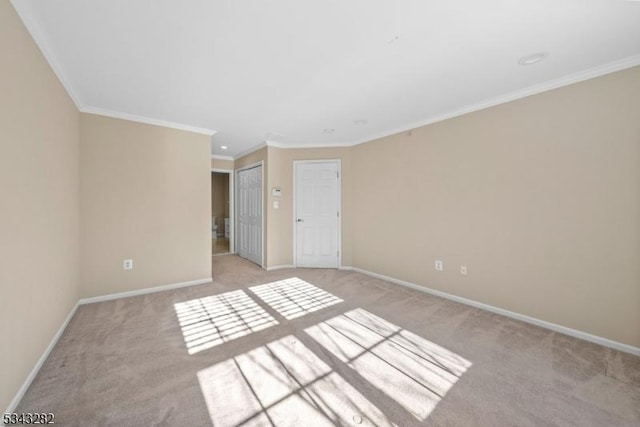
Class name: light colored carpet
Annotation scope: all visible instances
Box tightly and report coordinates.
[16,255,640,426]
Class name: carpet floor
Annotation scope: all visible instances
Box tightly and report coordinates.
[16,255,640,426]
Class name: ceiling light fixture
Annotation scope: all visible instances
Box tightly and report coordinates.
[323,128,335,133]
[518,52,548,66]
[220,145,228,150]
[353,119,368,125]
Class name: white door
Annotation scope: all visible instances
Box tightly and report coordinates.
[236,165,262,266]
[295,161,340,268]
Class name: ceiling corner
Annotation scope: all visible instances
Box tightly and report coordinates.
[11,0,84,110]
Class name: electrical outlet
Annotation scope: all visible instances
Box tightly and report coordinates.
[461,265,467,276]
[435,260,443,271]
[123,259,133,270]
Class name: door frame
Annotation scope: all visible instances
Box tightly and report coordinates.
[235,161,265,268]
[211,168,235,254]
[292,159,342,269]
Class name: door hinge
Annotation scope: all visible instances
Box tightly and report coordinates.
[337,211,339,217]
[336,171,340,179]
[337,250,340,256]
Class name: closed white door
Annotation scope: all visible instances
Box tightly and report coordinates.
[236,165,262,266]
[295,161,340,268]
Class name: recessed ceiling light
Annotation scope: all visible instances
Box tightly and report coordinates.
[323,128,335,133]
[220,145,228,150]
[354,119,368,126]
[518,52,548,66]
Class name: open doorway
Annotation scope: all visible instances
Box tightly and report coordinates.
[211,169,233,256]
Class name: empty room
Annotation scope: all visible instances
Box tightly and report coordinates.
[1,0,639,426]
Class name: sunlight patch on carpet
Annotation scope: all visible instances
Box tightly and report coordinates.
[249,277,343,320]
[305,308,471,421]
[174,290,278,355]
[197,335,395,427]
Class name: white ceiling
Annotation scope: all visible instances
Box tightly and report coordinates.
[12,0,640,158]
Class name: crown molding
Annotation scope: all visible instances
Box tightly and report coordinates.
[347,53,640,147]
[235,54,640,154]
[11,0,83,109]
[233,142,267,160]
[14,0,639,154]
[12,0,218,138]
[81,106,217,136]
[265,140,354,149]
[88,53,640,152]
[211,155,234,161]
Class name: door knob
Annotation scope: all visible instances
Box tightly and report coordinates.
[297,218,304,222]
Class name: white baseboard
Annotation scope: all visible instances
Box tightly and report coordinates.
[78,277,212,305]
[7,268,636,418]
[349,266,640,356]
[266,265,296,272]
[4,277,214,418]
[4,302,79,416]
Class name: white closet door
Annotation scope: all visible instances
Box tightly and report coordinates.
[236,165,262,266]
[295,161,340,268]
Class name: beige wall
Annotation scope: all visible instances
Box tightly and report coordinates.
[267,146,353,267]
[352,66,640,347]
[233,145,353,268]
[80,114,212,298]
[234,146,268,170]
[211,157,234,170]
[0,2,80,412]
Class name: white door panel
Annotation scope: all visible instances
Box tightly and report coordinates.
[295,161,340,268]
[236,165,262,266]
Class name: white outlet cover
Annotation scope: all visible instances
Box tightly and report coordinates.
[461,265,467,276]
[123,259,133,270]
[435,260,443,271]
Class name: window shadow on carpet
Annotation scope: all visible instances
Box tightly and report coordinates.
[197,307,471,426]
[249,277,343,320]
[305,308,472,421]
[174,290,279,355]
[198,334,394,426]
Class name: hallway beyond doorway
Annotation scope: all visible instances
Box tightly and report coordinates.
[213,237,230,255]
